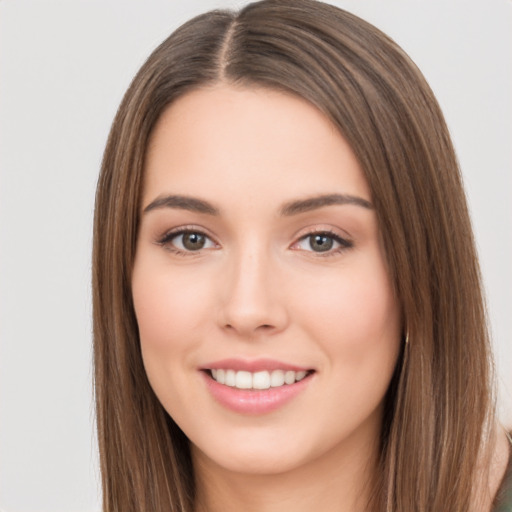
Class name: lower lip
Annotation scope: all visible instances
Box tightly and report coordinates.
[201,371,313,415]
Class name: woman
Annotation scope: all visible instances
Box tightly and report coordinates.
[92,0,511,510]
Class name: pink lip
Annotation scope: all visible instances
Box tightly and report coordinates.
[200,358,311,372]
[200,367,314,416]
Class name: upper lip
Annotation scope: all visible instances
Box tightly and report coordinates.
[200,358,313,373]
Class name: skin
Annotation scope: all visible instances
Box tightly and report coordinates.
[132,84,404,512]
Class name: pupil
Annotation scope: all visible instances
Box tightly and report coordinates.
[310,234,333,252]
[183,233,205,250]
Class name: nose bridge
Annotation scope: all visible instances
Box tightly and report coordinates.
[219,239,286,336]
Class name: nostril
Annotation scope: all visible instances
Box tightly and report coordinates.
[224,323,275,331]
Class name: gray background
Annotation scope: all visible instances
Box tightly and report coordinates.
[1,1,510,510]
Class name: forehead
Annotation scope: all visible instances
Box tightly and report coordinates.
[143,84,371,209]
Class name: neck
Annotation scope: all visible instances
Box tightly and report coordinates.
[192,426,380,512]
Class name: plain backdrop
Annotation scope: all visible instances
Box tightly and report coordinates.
[0,1,510,511]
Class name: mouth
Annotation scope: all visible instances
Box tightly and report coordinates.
[205,368,314,390]
[200,358,316,414]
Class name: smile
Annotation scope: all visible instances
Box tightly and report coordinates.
[201,362,315,414]
[210,369,310,390]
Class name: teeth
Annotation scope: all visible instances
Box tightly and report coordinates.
[225,369,236,387]
[270,369,285,387]
[284,370,295,385]
[235,371,252,389]
[209,369,309,390]
[253,371,270,390]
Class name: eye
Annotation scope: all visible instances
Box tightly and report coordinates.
[293,231,352,254]
[158,229,217,253]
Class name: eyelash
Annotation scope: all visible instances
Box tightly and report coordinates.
[156,227,353,257]
[156,226,217,256]
[292,229,353,257]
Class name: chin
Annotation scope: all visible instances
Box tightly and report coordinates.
[193,442,310,476]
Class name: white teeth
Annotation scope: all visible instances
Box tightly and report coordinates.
[210,369,310,390]
[253,371,271,390]
[284,370,295,385]
[270,370,285,387]
[295,370,307,381]
[235,371,252,389]
[225,369,236,387]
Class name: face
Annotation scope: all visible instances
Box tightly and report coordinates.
[132,84,401,477]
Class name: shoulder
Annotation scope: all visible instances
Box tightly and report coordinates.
[492,431,512,512]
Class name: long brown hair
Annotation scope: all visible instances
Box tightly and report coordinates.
[92,1,495,510]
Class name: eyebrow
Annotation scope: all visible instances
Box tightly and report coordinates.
[279,193,373,216]
[143,195,219,215]
[143,192,373,216]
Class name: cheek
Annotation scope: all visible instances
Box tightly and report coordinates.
[131,261,213,410]
[298,263,400,429]
[325,278,397,342]
[132,263,210,351]
[295,254,400,365]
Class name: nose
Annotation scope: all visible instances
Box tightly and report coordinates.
[217,246,288,338]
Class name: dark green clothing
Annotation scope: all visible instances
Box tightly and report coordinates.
[493,434,512,512]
